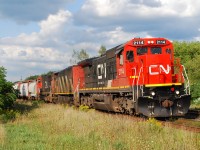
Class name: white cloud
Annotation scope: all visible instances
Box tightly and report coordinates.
[0,0,73,23]
[81,0,126,17]
[0,10,73,81]
[39,10,72,37]
[1,10,72,47]
[98,26,151,46]
[81,0,200,18]
[160,0,199,17]
[76,0,200,41]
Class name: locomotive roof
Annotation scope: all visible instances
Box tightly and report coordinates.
[57,66,73,73]
[77,57,97,67]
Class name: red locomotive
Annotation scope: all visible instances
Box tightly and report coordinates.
[15,37,191,117]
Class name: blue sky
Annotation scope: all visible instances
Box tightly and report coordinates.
[0,0,200,81]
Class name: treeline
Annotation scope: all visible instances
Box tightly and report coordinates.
[174,41,200,100]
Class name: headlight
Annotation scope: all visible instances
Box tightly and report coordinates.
[175,90,180,95]
[151,91,155,96]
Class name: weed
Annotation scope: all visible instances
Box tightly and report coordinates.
[61,103,69,109]
[32,101,39,107]
[146,118,162,132]
[113,141,128,150]
[79,105,90,112]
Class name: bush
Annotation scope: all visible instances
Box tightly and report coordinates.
[192,97,200,106]
[190,83,200,100]
[0,67,17,110]
[0,109,19,123]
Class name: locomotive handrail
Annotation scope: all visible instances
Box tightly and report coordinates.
[76,79,80,92]
[74,78,80,96]
[131,67,137,102]
[137,66,144,99]
[181,65,190,95]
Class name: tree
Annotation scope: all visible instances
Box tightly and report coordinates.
[173,41,200,100]
[41,71,54,76]
[0,67,17,110]
[98,45,106,56]
[70,49,89,65]
[25,75,39,80]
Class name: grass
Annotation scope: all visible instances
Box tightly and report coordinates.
[190,98,200,109]
[0,101,199,150]
[190,104,200,109]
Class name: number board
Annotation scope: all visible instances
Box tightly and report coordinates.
[156,40,166,44]
[133,40,144,45]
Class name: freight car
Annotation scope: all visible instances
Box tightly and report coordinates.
[17,37,191,117]
[39,66,85,104]
[13,78,42,100]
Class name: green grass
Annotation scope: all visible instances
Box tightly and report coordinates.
[0,101,199,150]
[190,98,200,109]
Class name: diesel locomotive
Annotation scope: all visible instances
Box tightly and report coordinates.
[14,37,191,117]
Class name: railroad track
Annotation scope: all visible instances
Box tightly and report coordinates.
[170,109,200,133]
[184,109,200,120]
[97,110,200,133]
[163,118,200,133]
[187,109,200,115]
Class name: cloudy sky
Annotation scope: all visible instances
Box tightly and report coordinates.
[0,0,200,81]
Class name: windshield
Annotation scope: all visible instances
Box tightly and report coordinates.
[151,47,162,54]
[137,47,147,55]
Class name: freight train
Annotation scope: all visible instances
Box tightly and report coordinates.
[13,37,191,117]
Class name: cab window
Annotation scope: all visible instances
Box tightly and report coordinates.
[166,48,171,54]
[120,54,123,65]
[166,48,172,59]
[137,47,147,55]
[126,51,134,62]
[151,47,162,54]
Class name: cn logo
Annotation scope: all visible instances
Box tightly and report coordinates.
[149,65,171,75]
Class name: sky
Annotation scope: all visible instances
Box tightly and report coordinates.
[0,0,200,81]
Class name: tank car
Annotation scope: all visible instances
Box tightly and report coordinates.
[74,37,191,117]
[13,81,21,98]
[28,80,37,100]
[19,81,29,99]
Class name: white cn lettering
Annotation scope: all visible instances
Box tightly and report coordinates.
[104,63,106,78]
[97,64,102,79]
[149,65,170,75]
[160,65,170,74]
[149,65,159,75]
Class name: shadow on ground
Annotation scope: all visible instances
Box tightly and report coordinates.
[184,110,200,119]
[13,99,41,115]
[0,99,43,123]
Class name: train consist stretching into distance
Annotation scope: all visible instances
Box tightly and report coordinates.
[14,37,191,117]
